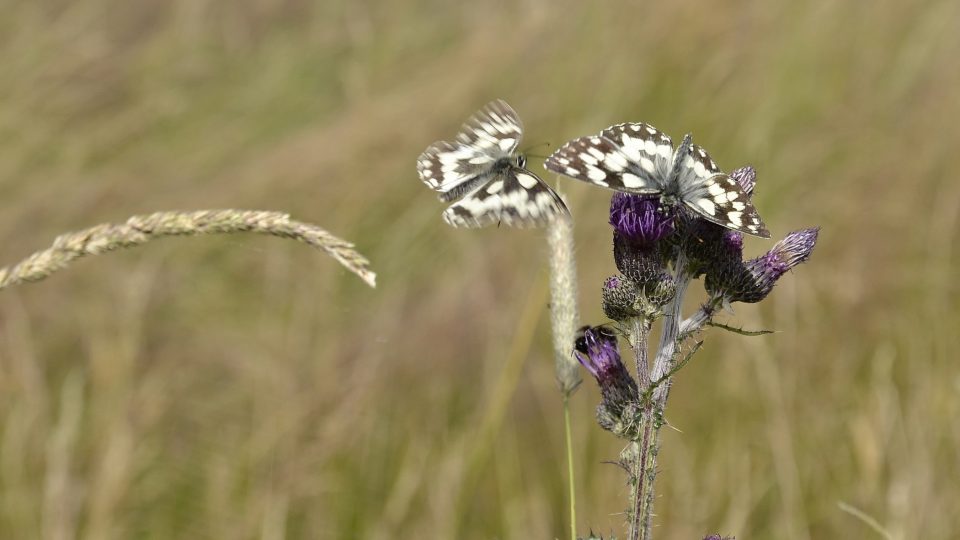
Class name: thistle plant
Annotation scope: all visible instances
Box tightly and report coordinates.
[416,102,818,539]
[575,165,818,539]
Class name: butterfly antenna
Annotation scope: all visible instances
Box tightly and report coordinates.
[521,141,552,157]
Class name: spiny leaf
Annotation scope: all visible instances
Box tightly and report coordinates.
[706,321,777,336]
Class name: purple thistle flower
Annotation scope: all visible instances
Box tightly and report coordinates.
[750,227,819,279]
[574,326,630,386]
[609,194,676,301]
[730,165,757,197]
[609,193,676,249]
[722,230,744,254]
[574,326,639,437]
[710,227,820,303]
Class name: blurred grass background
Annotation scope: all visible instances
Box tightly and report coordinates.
[1,0,958,538]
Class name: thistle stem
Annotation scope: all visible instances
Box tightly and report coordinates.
[629,415,659,540]
[651,252,692,406]
[631,317,652,392]
[626,319,653,540]
[678,302,717,339]
[628,251,692,540]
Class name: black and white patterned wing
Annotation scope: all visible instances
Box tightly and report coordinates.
[417,100,523,203]
[417,141,495,202]
[600,122,675,184]
[675,143,770,238]
[442,167,570,228]
[455,99,524,156]
[545,135,660,193]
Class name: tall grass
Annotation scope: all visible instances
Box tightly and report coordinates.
[0,210,376,290]
[1,0,958,538]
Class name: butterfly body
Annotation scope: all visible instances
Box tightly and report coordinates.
[418,100,570,228]
[546,123,769,238]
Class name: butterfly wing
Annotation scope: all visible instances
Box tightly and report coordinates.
[676,144,770,238]
[417,141,496,202]
[417,99,524,203]
[600,122,675,184]
[455,99,524,156]
[442,166,570,228]
[547,122,677,193]
[545,135,661,193]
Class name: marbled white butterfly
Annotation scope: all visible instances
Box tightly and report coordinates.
[417,100,570,228]
[545,122,769,237]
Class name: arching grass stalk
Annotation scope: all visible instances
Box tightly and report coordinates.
[0,209,376,291]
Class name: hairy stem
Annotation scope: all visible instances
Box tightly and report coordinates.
[678,301,718,339]
[651,252,692,406]
[628,251,693,540]
[650,341,704,389]
[545,211,581,540]
[563,397,577,540]
[626,318,654,540]
[630,411,660,540]
[631,317,652,392]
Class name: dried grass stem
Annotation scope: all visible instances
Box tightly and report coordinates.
[0,209,376,290]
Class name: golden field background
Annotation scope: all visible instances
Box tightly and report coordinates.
[1,1,958,538]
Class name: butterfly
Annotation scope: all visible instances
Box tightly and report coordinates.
[417,99,570,228]
[545,122,769,238]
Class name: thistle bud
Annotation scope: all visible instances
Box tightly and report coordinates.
[612,232,677,311]
[602,275,642,321]
[574,326,640,439]
[707,227,820,303]
[676,217,743,279]
[613,231,669,284]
